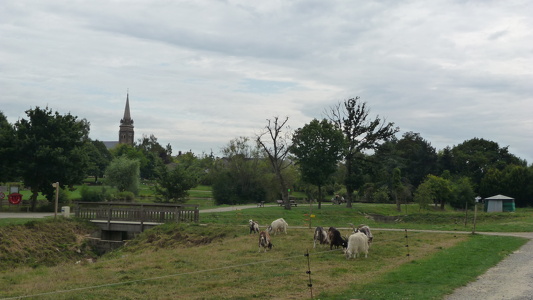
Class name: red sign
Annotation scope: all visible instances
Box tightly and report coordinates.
[8,193,23,205]
[0,192,5,199]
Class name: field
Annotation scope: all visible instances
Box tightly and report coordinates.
[0,202,530,299]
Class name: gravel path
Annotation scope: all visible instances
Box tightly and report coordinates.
[444,232,533,300]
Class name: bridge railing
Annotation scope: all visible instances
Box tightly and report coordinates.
[74,202,199,224]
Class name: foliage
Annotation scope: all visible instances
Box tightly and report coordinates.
[414,174,453,210]
[290,118,345,208]
[153,163,197,203]
[211,137,267,205]
[328,97,399,207]
[84,140,112,183]
[12,107,90,211]
[449,177,476,209]
[0,111,17,183]
[79,185,111,202]
[479,164,533,207]
[104,156,140,194]
[450,138,525,190]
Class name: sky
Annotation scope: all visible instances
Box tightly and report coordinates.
[1,0,532,163]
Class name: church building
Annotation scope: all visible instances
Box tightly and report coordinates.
[103,94,134,149]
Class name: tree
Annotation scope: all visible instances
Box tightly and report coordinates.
[290,119,345,208]
[395,132,438,187]
[451,138,525,190]
[328,97,399,208]
[104,156,140,194]
[14,107,90,211]
[0,111,17,183]
[211,137,267,205]
[256,117,294,209]
[449,177,475,210]
[85,140,112,183]
[414,175,453,210]
[153,163,197,203]
[392,168,403,211]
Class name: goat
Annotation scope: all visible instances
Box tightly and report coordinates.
[267,218,288,235]
[327,227,347,250]
[249,219,260,234]
[345,231,369,259]
[349,223,373,245]
[313,226,330,248]
[258,231,273,252]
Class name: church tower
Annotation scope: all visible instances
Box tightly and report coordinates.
[119,93,134,146]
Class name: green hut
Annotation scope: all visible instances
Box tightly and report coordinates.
[484,194,515,212]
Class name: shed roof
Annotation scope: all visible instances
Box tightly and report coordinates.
[485,194,514,200]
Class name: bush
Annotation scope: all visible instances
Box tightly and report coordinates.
[79,185,109,202]
[113,191,135,202]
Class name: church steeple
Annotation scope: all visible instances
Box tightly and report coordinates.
[119,93,134,145]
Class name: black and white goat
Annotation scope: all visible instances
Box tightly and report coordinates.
[258,231,273,252]
[313,226,330,248]
[349,223,373,245]
[327,227,347,250]
[249,219,260,234]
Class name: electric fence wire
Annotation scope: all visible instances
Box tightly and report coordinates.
[0,229,428,299]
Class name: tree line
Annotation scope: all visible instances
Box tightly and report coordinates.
[1,98,531,211]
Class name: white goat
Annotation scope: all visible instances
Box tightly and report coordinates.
[345,231,369,259]
[258,231,273,252]
[313,226,330,248]
[267,218,288,235]
[249,219,260,234]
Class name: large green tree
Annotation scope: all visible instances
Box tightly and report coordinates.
[153,163,197,203]
[450,138,525,190]
[290,119,345,208]
[85,140,112,183]
[211,137,267,205]
[14,107,90,211]
[329,97,399,208]
[0,112,17,183]
[104,156,140,194]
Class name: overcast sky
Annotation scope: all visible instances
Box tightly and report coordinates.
[1,1,532,163]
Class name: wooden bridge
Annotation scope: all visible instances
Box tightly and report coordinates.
[75,202,199,240]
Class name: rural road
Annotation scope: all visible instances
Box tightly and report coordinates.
[2,208,533,299]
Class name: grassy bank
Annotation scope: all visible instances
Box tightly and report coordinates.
[0,221,526,299]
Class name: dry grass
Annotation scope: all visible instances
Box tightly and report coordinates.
[0,225,466,299]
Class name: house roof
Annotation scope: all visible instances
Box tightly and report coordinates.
[485,194,515,200]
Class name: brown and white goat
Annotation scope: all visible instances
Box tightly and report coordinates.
[327,227,347,250]
[258,231,273,252]
[249,219,260,234]
[313,226,330,248]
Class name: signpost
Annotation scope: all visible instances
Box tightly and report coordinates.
[52,182,59,219]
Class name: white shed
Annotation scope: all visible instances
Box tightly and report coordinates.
[484,194,515,212]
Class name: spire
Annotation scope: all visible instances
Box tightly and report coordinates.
[119,92,134,145]
[120,93,133,125]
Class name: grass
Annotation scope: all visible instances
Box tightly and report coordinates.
[330,234,527,299]
[0,221,526,299]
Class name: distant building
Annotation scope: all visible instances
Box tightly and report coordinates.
[103,94,134,149]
